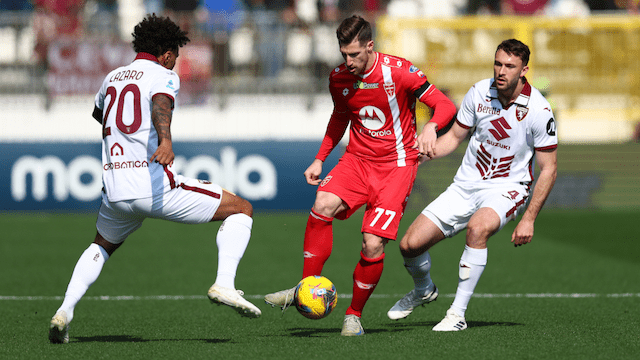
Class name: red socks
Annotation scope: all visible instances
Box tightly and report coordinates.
[346,252,385,317]
[302,210,333,279]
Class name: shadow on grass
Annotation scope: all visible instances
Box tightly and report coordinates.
[288,328,339,337]
[73,335,230,343]
[386,320,523,330]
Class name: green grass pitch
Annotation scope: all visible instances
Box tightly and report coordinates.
[1,209,639,359]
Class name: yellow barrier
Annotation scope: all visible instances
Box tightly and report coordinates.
[377,15,640,143]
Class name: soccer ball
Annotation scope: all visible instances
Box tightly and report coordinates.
[294,275,338,320]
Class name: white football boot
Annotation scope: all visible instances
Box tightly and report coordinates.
[387,286,438,320]
[264,286,296,309]
[48,311,70,344]
[341,314,365,336]
[432,309,467,331]
[207,284,261,318]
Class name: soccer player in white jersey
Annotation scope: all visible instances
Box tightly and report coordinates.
[264,15,457,336]
[49,15,261,344]
[387,39,558,331]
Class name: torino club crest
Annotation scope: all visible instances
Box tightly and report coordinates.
[516,105,529,122]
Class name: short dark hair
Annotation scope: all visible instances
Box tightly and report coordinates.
[131,14,190,56]
[336,15,372,47]
[496,39,530,66]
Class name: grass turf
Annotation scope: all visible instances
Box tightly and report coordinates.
[1,210,639,359]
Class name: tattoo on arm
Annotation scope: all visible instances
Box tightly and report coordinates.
[151,95,173,145]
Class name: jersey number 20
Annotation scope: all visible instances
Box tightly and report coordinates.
[103,84,142,138]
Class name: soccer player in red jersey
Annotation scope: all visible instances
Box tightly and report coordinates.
[264,15,457,336]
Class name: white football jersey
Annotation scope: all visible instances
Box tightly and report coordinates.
[94,53,180,202]
[453,78,557,187]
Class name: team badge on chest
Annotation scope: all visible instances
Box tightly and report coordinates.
[516,105,529,122]
[384,82,395,97]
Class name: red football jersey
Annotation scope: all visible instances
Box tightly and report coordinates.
[317,51,454,167]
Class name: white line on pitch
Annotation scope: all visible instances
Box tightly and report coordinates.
[1,293,639,301]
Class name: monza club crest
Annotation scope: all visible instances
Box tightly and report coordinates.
[516,105,529,122]
[384,82,395,97]
[320,175,332,187]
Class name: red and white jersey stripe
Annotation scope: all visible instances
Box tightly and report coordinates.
[326,52,439,166]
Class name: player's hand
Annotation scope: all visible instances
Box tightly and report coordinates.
[416,122,438,159]
[150,141,174,166]
[511,219,534,247]
[415,147,432,165]
[304,159,324,186]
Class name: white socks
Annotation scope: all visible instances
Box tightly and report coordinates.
[403,250,435,296]
[451,245,487,318]
[214,213,253,289]
[58,243,109,323]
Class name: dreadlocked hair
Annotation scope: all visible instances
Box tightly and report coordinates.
[131,14,190,56]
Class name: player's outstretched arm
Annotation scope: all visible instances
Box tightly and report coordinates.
[420,121,469,163]
[304,158,324,186]
[149,94,175,166]
[511,148,557,247]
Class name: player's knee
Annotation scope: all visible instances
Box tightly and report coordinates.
[399,235,420,257]
[311,201,334,217]
[466,223,491,246]
[237,196,253,217]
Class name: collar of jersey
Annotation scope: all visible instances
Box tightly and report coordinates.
[487,77,532,107]
[134,52,159,63]
[360,52,379,79]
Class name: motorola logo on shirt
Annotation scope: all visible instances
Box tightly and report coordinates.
[359,106,386,130]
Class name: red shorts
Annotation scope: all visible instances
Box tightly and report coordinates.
[318,152,418,240]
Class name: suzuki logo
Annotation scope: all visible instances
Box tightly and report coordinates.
[489,117,511,141]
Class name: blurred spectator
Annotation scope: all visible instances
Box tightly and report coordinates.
[144,0,163,15]
[201,0,248,76]
[345,0,390,20]
[387,0,465,18]
[85,0,119,37]
[544,0,590,16]
[318,0,340,23]
[466,0,500,14]
[584,0,638,13]
[245,0,297,77]
[0,0,33,10]
[164,0,199,34]
[33,0,85,66]
[501,0,550,15]
[202,0,246,34]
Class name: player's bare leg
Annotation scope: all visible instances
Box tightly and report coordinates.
[207,190,261,318]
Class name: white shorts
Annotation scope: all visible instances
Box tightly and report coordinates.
[96,175,223,244]
[422,182,529,238]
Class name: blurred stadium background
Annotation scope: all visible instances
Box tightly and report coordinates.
[1,0,639,212]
